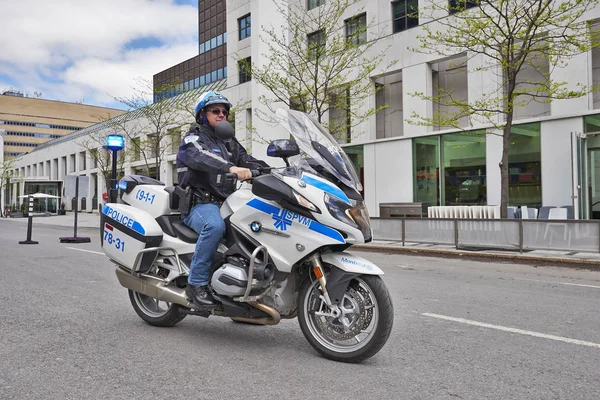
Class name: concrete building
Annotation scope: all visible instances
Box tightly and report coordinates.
[0,92,124,214]
[0,91,125,159]
[9,1,600,220]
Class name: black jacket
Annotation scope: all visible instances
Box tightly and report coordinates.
[176,124,267,200]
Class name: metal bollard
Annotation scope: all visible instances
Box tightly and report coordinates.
[19,195,39,245]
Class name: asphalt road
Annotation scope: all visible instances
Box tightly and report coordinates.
[1,220,599,400]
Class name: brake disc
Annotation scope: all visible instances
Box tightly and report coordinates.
[314,287,370,341]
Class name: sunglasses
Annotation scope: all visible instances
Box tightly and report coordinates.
[207,108,229,117]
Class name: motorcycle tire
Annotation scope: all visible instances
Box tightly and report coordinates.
[128,290,187,327]
[298,274,393,363]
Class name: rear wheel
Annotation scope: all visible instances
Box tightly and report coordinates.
[298,274,393,363]
[128,290,187,327]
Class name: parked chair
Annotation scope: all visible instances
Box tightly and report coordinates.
[537,206,556,220]
[521,205,529,219]
[527,208,538,219]
[544,208,569,245]
[507,207,516,219]
[548,208,567,220]
[561,205,574,219]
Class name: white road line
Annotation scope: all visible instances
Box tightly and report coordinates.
[66,247,104,256]
[422,313,600,349]
[515,278,600,289]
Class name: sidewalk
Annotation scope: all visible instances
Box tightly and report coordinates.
[5,212,599,269]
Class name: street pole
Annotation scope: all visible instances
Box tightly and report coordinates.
[110,149,118,203]
[105,135,124,204]
[19,195,38,244]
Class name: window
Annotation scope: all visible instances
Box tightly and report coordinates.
[307,0,325,10]
[392,0,419,33]
[170,128,181,154]
[329,87,351,143]
[375,71,404,138]
[239,14,251,40]
[308,30,325,60]
[431,55,469,130]
[131,138,141,161]
[239,57,252,83]
[441,131,486,205]
[346,13,367,45]
[508,123,541,207]
[413,136,440,206]
[449,0,479,14]
[511,51,550,120]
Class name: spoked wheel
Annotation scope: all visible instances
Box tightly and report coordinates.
[128,290,187,327]
[298,274,393,363]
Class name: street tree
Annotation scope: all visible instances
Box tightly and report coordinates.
[409,0,600,217]
[243,0,396,142]
[111,78,188,181]
[0,155,20,217]
[77,126,128,198]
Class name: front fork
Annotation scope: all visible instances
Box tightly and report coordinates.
[309,255,342,319]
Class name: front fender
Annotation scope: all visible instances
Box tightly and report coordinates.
[320,252,384,275]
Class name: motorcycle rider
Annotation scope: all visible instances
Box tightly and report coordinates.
[176,91,268,309]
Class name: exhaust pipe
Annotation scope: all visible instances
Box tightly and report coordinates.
[227,301,281,325]
[115,267,194,308]
[115,267,281,325]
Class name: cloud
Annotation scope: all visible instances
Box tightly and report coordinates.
[0,0,198,109]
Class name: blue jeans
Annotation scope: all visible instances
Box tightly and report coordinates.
[182,203,226,286]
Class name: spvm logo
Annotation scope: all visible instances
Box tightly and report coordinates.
[272,208,311,231]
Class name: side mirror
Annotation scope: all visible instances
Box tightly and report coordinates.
[267,139,300,167]
[215,120,235,140]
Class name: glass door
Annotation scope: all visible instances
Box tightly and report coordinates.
[587,134,600,219]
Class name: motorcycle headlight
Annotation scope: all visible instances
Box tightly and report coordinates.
[292,191,319,212]
[324,193,358,228]
[347,201,372,242]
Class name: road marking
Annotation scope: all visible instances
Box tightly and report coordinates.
[66,247,104,256]
[422,313,600,349]
[515,278,600,289]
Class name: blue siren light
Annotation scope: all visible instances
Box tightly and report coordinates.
[118,180,128,190]
[105,135,125,151]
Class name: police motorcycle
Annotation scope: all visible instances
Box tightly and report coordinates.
[100,108,393,363]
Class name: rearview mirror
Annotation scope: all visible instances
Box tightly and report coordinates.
[267,139,300,158]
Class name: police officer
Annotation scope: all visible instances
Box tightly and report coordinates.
[176,91,268,308]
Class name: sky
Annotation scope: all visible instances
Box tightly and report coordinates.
[0,0,199,111]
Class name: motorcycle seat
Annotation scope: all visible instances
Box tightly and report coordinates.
[171,219,199,243]
[155,214,199,244]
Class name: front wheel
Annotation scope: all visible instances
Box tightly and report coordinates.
[298,274,394,363]
[128,290,187,327]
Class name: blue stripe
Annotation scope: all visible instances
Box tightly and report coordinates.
[301,174,351,204]
[308,221,345,243]
[247,198,280,215]
[246,198,344,243]
[102,204,146,235]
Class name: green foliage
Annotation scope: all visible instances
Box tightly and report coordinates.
[241,0,396,140]
[409,0,600,216]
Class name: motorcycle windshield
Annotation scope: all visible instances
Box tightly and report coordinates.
[275,108,363,194]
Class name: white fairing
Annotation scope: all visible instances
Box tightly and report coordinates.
[320,252,384,275]
[121,184,174,218]
[101,203,163,268]
[228,193,345,273]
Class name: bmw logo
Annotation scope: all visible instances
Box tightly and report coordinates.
[250,221,262,232]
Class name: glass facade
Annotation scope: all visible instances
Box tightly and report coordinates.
[508,123,541,207]
[413,136,440,206]
[441,131,486,205]
[414,131,486,206]
[343,145,364,195]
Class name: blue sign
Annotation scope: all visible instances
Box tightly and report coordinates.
[105,135,125,151]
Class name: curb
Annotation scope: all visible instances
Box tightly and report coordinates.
[350,244,600,270]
